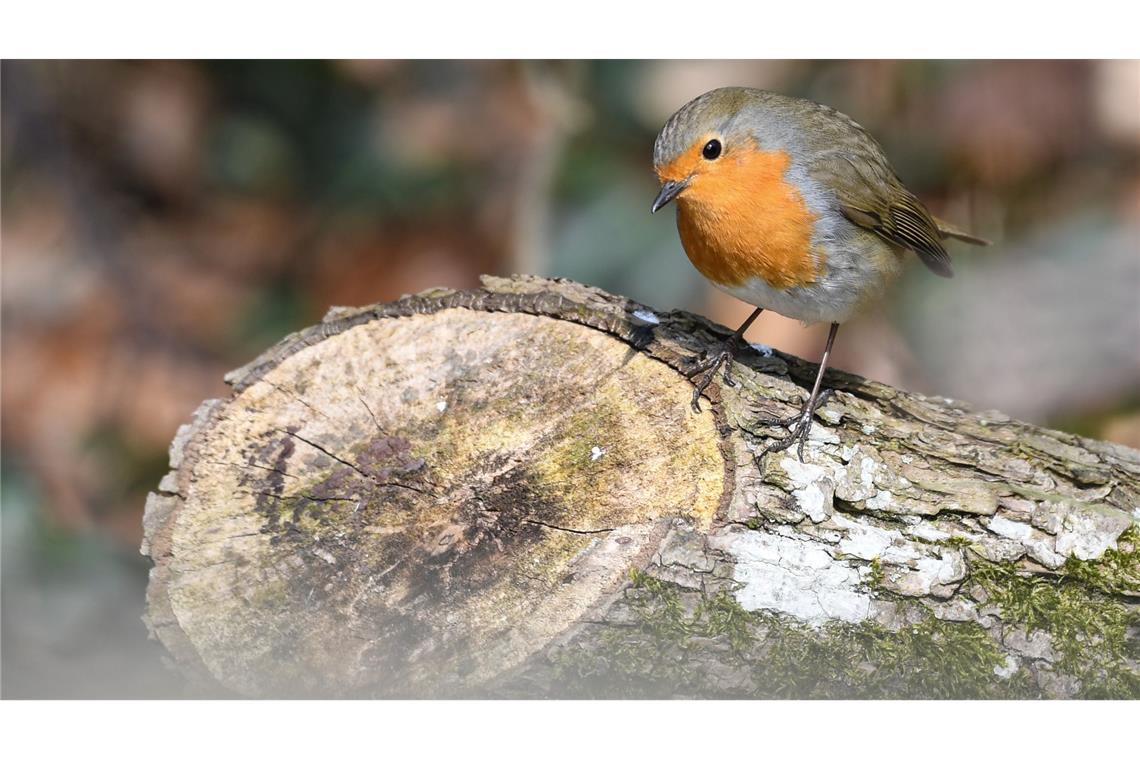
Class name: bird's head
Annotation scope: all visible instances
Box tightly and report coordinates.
[651,87,782,214]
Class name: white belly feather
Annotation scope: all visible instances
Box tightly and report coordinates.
[717,278,857,325]
[715,235,902,325]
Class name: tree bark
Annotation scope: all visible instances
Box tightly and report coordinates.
[142,275,1140,698]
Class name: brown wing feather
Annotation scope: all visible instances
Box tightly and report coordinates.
[811,146,956,278]
[840,191,954,278]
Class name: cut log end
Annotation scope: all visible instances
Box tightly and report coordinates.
[147,308,728,696]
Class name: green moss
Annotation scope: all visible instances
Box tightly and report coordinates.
[972,543,1139,699]
[550,570,747,696]
[759,614,1015,699]
[623,570,751,653]
[695,588,754,654]
[867,557,884,589]
[553,569,743,696]
[1061,524,1139,597]
[553,570,1027,698]
[553,526,1139,698]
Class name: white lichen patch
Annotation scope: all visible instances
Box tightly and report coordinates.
[915,553,966,590]
[908,523,950,543]
[972,533,1028,563]
[865,489,896,511]
[1030,501,1067,535]
[779,457,835,523]
[778,458,829,487]
[807,417,843,439]
[986,502,1130,567]
[882,541,922,564]
[828,513,965,597]
[1025,537,1065,569]
[1052,504,1133,560]
[835,448,879,502]
[832,513,898,560]
[630,309,660,325]
[880,550,966,598]
[994,655,1020,679]
[710,529,871,627]
[987,514,1033,541]
[817,407,844,425]
[799,483,832,523]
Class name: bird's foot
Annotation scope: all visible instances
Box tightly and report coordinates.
[684,339,741,413]
[754,388,835,464]
[756,388,834,430]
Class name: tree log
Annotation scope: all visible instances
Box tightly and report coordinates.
[142,275,1140,698]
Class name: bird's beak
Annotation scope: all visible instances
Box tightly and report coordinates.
[650,178,689,214]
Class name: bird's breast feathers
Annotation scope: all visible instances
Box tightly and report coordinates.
[674,147,825,290]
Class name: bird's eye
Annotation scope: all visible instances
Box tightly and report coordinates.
[702,139,722,160]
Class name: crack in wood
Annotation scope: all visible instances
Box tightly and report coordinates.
[277,427,375,484]
[521,518,615,536]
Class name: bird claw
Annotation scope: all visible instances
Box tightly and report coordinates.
[755,412,814,464]
[685,343,738,413]
[683,307,765,415]
[755,388,835,429]
[722,362,736,388]
[753,388,836,465]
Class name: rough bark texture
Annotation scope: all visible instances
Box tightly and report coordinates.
[143,275,1140,698]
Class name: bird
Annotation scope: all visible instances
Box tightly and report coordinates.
[650,86,988,462]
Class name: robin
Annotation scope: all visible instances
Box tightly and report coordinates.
[651,86,987,461]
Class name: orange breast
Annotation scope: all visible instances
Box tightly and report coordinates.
[673,148,822,289]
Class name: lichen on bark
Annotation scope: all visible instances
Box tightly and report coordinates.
[537,530,1138,698]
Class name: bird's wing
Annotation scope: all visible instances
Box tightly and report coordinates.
[814,151,955,278]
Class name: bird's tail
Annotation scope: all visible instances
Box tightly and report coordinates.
[934,216,991,246]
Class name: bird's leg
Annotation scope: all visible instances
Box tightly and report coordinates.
[686,307,763,413]
[757,322,839,464]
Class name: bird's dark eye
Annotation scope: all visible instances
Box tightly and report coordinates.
[702,139,722,160]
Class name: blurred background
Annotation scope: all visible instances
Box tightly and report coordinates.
[2,60,1138,697]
